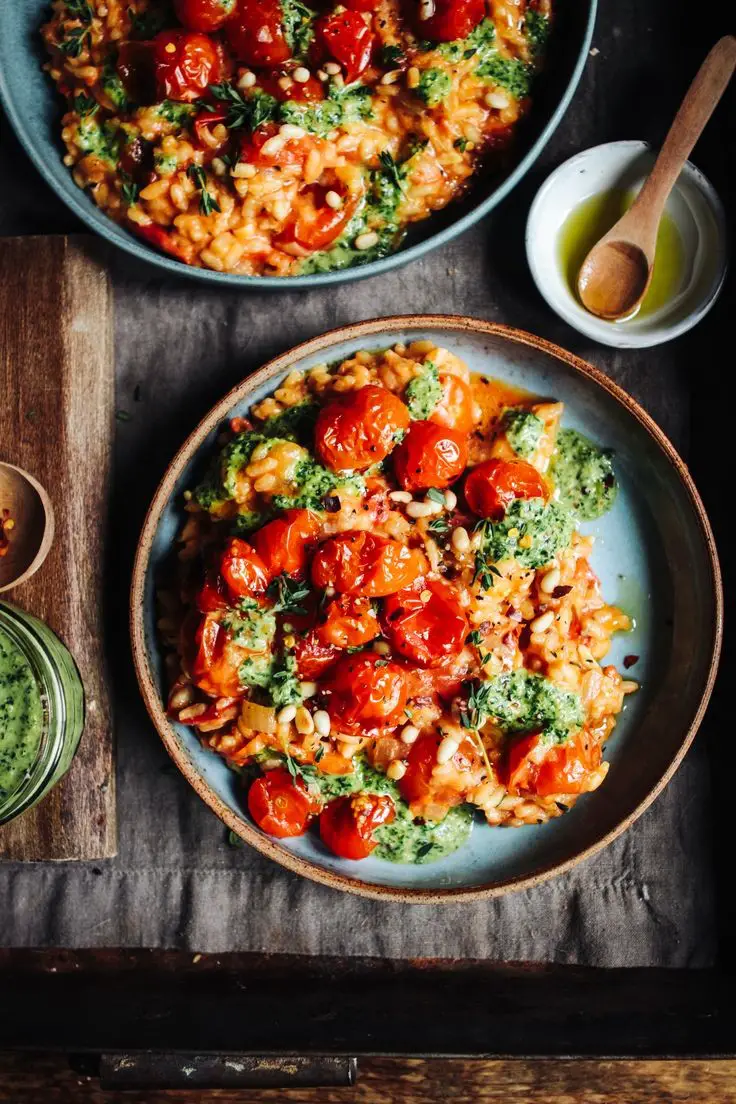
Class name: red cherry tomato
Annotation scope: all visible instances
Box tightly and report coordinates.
[399,732,479,812]
[312,10,373,84]
[319,594,380,648]
[430,372,475,434]
[248,769,316,838]
[132,222,194,264]
[312,531,428,598]
[343,0,380,9]
[191,614,243,697]
[393,421,469,492]
[153,30,222,101]
[225,0,291,67]
[220,537,270,599]
[196,572,229,612]
[501,731,600,797]
[257,69,325,103]
[464,458,547,520]
[294,631,341,679]
[382,577,468,667]
[251,509,321,578]
[240,123,314,168]
[321,652,408,734]
[417,0,485,41]
[403,653,469,701]
[275,185,360,254]
[175,0,237,32]
[320,792,395,859]
[194,106,228,147]
[315,385,410,472]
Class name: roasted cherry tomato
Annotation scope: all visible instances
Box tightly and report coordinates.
[240,123,313,168]
[343,0,381,10]
[393,420,468,492]
[416,0,485,42]
[320,792,395,859]
[382,577,468,667]
[312,531,428,598]
[196,572,229,612]
[294,631,341,679]
[225,0,291,67]
[464,458,547,520]
[312,9,373,84]
[257,69,326,103]
[220,537,270,598]
[319,594,380,648]
[194,106,228,146]
[191,614,243,697]
[430,372,475,434]
[315,385,410,472]
[251,509,321,578]
[399,732,479,813]
[502,731,600,797]
[133,222,194,263]
[321,652,408,734]
[175,0,237,32]
[248,769,316,838]
[275,185,360,254]
[153,30,222,101]
[403,653,469,701]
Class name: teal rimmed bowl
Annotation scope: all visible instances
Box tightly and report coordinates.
[130,317,722,901]
[0,1,595,288]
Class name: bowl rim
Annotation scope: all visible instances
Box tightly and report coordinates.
[130,315,723,903]
[525,139,729,349]
[0,2,597,289]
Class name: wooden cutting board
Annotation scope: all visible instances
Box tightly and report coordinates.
[0,236,116,860]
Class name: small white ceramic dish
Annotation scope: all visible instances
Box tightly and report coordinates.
[526,140,727,348]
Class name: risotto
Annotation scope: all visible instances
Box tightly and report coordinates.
[157,343,636,864]
[42,0,551,276]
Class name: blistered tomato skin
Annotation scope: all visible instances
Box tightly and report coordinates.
[382,577,468,667]
[319,594,380,648]
[315,385,410,472]
[191,613,243,698]
[416,0,485,41]
[220,537,271,599]
[393,421,469,492]
[248,769,316,838]
[321,653,408,734]
[320,792,396,859]
[153,30,222,101]
[225,0,291,67]
[312,9,374,84]
[251,509,321,578]
[464,458,547,520]
[312,531,428,598]
[174,0,237,32]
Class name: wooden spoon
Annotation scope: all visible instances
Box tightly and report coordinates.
[577,35,736,321]
[0,462,55,593]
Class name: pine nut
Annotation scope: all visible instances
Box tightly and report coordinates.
[313,710,331,737]
[485,90,510,109]
[325,189,343,209]
[295,706,315,735]
[280,123,305,139]
[381,70,400,85]
[406,501,434,518]
[401,724,419,744]
[530,610,554,634]
[419,589,432,603]
[237,70,256,89]
[293,66,311,83]
[387,759,407,781]
[437,736,459,764]
[277,704,297,725]
[232,162,257,179]
[373,640,391,655]
[300,681,318,698]
[277,76,293,91]
[355,231,379,251]
[452,526,470,553]
[389,490,412,503]
[444,489,457,510]
[325,586,336,597]
[261,136,285,158]
[170,685,194,711]
[179,703,207,722]
[540,566,561,594]
[622,680,638,694]
[317,69,328,81]
[211,157,227,176]
[419,0,435,17]
[423,497,443,514]
[324,62,341,75]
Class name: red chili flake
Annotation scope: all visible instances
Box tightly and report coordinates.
[552,585,573,599]
[623,655,639,669]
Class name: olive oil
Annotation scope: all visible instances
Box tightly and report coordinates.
[558,190,685,320]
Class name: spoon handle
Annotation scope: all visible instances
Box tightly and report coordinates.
[631,35,736,228]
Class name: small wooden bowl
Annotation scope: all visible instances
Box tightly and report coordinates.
[0,462,55,593]
[130,317,723,902]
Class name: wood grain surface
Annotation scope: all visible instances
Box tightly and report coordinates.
[0,235,116,860]
[1,1054,736,1104]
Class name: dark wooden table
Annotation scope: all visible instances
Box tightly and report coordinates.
[1,0,734,1098]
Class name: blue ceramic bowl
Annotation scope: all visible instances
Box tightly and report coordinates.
[130,318,722,901]
[0,1,595,288]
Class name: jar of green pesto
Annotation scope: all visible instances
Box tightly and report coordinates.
[0,602,84,825]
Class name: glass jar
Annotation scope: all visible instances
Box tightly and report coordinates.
[0,601,84,825]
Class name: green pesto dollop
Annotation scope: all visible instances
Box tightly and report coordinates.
[502,407,544,459]
[552,429,618,521]
[405,362,442,420]
[261,401,319,446]
[272,457,365,512]
[476,670,584,745]
[223,601,276,653]
[480,498,574,569]
[76,116,121,165]
[0,627,43,802]
[416,68,452,106]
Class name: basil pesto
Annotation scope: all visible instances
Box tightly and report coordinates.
[478,498,574,569]
[405,362,442,420]
[502,407,544,459]
[552,429,618,521]
[0,627,43,802]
